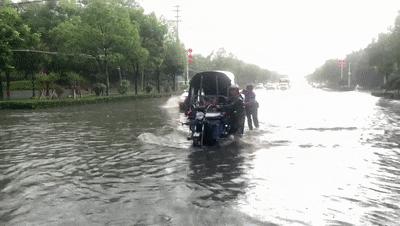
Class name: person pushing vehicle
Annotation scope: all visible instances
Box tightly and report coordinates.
[223,85,245,136]
[242,85,259,130]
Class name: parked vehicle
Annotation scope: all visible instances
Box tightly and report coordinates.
[184,71,238,146]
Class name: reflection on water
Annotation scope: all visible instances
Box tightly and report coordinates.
[188,145,246,208]
[1,86,400,225]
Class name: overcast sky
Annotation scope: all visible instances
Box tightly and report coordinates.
[138,0,400,78]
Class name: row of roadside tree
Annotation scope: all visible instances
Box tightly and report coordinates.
[0,0,187,99]
[0,0,284,100]
[307,11,400,91]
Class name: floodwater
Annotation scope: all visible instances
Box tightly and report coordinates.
[1,84,400,225]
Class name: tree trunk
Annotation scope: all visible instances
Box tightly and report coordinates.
[141,69,144,92]
[134,64,139,95]
[73,84,76,99]
[31,73,36,98]
[0,72,3,100]
[383,74,387,85]
[172,73,176,91]
[104,50,110,96]
[118,67,122,86]
[156,68,161,93]
[6,70,10,100]
[45,82,50,97]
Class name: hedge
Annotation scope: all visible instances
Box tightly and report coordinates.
[1,80,33,91]
[371,90,400,99]
[0,93,173,110]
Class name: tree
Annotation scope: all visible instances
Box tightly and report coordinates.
[19,0,80,49]
[366,33,396,85]
[66,72,85,99]
[51,0,142,95]
[163,38,186,91]
[36,72,59,98]
[189,48,283,86]
[1,0,283,97]
[309,11,400,89]
[0,5,38,100]
[141,14,168,91]
[127,8,168,92]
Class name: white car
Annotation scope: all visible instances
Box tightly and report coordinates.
[265,83,276,90]
[255,83,264,90]
[278,83,290,90]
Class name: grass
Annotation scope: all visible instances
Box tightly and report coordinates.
[0,93,174,110]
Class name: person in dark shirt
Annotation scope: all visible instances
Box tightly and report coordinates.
[242,85,259,130]
[223,86,245,136]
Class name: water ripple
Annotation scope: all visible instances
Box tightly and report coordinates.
[1,92,400,225]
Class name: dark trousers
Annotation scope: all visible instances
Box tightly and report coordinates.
[230,114,245,136]
[246,105,259,130]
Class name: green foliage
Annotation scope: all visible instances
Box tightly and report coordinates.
[162,38,186,91]
[308,11,400,89]
[0,0,280,99]
[0,93,172,110]
[0,6,39,72]
[307,59,341,87]
[118,79,130,94]
[383,76,400,90]
[145,84,153,93]
[53,84,64,97]
[36,72,59,89]
[50,0,144,94]
[66,72,84,86]
[7,80,32,91]
[190,48,285,86]
[7,72,26,81]
[93,83,107,96]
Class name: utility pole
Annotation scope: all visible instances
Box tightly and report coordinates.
[172,5,184,89]
[172,5,181,41]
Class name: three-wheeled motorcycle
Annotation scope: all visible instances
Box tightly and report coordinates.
[184,71,239,146]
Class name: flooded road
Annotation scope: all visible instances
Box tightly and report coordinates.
[1,86,400,225]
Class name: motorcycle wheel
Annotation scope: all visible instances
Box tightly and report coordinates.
[202,123,218,146]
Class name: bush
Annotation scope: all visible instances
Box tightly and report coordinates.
[54,85,64,98]
[66,72,85,86]
[384,76,400,90]
[93,83,106,96]
[179,83,189,91]
[9,71,26,81]
[1,80,33,91]
[36,72,60,90]
[145,84,153,93]
[0,93,172,110]
[118,80,130,94]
